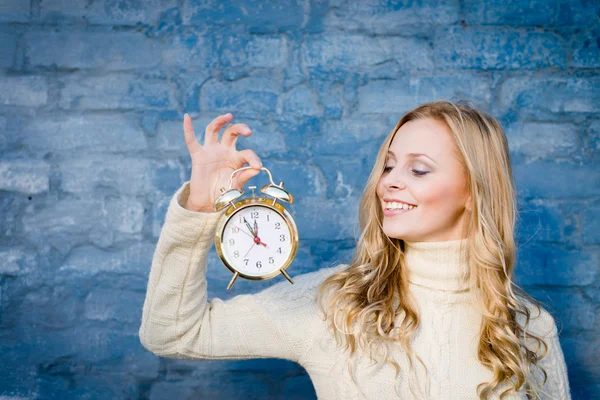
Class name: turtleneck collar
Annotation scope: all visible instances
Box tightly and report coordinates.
[403,238,470,292]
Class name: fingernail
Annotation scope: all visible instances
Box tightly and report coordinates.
[184,113,189,118]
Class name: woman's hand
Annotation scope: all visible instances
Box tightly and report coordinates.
[183,113,262,212]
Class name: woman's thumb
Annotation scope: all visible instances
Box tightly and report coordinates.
[235,167,262,190]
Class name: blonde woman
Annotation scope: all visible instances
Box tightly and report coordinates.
[139,101,571,399]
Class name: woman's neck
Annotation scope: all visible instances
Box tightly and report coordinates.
[403,238,470,292]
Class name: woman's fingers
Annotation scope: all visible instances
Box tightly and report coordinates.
[183,114,201,153]
[222,123,251,147]
[235,167,262,189]
[236,149,262,169]
[204,113,233,145]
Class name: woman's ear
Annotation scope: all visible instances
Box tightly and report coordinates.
[465,195,472,212]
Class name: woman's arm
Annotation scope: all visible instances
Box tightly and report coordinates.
[522,306,572,399]
[139,180,333,363]
[537,319,571,399]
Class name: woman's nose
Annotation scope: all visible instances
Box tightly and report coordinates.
[383,170,406,190]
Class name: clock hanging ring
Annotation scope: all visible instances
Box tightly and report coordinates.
[213,166,299,290]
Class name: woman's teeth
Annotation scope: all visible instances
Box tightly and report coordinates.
[384,202,417,210]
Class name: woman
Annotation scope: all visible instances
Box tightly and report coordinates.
[139,101,571,399]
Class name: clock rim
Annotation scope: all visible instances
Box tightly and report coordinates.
[214,197,299,281]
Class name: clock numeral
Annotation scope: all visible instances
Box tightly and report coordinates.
[279,234,286,242]
[231,226,240,234]
[269,257,274,264]
[277,247,282,254]
[229,239,235,246]
[275,222,281,230]
[233,250,239,258]
[256,261,262,269]
[244,259,249,266]
[266,214,270,222]
[251,211,259,219]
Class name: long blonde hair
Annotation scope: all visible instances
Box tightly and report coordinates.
[317,100,550,399]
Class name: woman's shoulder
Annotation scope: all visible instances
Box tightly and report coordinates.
[515,295,560,339]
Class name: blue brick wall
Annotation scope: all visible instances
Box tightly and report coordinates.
[0,0,598,399]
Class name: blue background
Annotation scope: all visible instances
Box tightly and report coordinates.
[0,0,598,399]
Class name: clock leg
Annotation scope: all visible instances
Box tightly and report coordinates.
[227,272,239,290]
[280,270,294,285]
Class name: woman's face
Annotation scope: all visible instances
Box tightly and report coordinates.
[376,118,471,242]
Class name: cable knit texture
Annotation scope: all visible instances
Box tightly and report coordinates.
[139,181,572,400]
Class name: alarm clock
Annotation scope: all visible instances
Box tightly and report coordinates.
[213,166,298,290]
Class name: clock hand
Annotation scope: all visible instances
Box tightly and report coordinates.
[244,241,255,258]
[234,225,254,238]
[253,220,258,236]
[243,217,256,237]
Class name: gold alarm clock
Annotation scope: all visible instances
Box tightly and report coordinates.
[213,166,299,290]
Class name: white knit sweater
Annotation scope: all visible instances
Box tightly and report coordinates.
[139,181,572,400]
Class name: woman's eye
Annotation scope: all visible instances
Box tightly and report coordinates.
[411,169,429,176]
[383,166,393,172]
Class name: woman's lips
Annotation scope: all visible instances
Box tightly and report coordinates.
[383,207,416,217]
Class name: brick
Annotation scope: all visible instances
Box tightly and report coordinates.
[505,122,579,159]
[515,202,577,243]
[156,115,286,156]
[19,114,146,154]
[0,33,16,68]
[435,27,565,70]
[282,374,317,399]
[0,0,29,22]
[59,74,177,110]
[243,159,325,198]
[182,0,305,31]
[379,37,435,71]
[104,197,145,234]
[525,290,595,332]
[303,35,389,71]
[560,334,600,395]
[462,0,559,26]
[219,35,287,68]
[162,30,216,68]
[25,31,163,70]
[570,29,600,68]
[0,76,48,107]
[199,77,280,116]
[590,120,600,155]
[515,246,599,286]
[312,116,391,157]
[513,159,600,199]
[357,79,415,115]
[280,84,320,116]
[59,242,155,276]
[325,0,460,33]
[0,159,50,194]
[293,195,360,240]
[499,76,600,118]
[22,197,105,252]
[313,155,369,199]
[358,74,492,115]
[40,0,177,25]
[557,0,600,25]
[303,35,434,74]
[0,247,35,275]
[582,206,600,244]
[59,156,153,195]
[84,289,143,323]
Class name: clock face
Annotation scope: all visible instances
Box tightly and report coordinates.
[220,205,293,277]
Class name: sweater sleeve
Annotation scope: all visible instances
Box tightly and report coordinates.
[522,306,572,400]
[138,180,336,363]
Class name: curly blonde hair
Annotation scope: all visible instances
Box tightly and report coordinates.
[317,100,550,399]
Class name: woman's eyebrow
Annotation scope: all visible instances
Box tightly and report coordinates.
[387,150,437,164]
